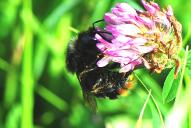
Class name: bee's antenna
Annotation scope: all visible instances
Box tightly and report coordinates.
[93,19,104,29]
[92,19,113,43]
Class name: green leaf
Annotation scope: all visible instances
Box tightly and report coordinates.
[162,68,181,103]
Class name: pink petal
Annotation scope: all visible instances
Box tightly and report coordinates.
[119,58,142,72]
[97,57,111,67]
[95,34,112,48]
[119,64,132,73]
[150,1,160,10]
[112,8,136,18]
[106,50,139,58]
[136,16,154,28]
[112,8,128,17]
[166,5,173,16]
[128,38,148,45]
[111,56,130,64]
[115,3,137,15]
[132,59,142,65]
[142,57,151,69]
[111,35,132,44]
[104,13,124,24]
[141,0,160,14]
[111,3,138,23]
[154,13,171,28]
[119,44,131,50]
[96,43,106,51]
[104,13,140,26]
[116,24,140,35]
[105,24,140,36]
[132,45,155,53]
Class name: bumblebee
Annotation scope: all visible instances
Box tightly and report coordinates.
[66,25,134,110]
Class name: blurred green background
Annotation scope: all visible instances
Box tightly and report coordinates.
[0,0,191,128]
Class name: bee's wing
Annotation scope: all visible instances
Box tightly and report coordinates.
[77,69,98,112]
[82,90,98,113]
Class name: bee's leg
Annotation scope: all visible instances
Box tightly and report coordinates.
[91,78,103,94]
[78,67,97,82]
[121,72,126,78]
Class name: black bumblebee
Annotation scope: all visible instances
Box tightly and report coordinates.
[66,24,134,111]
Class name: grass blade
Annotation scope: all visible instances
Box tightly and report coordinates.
[36,85,68,111]
[136,89,151,128]
[134,72,166,128]
[175,46,189,103]
[21,0,34,127]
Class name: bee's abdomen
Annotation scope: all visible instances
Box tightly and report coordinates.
[89,69,133,99]
[94,78,129,99]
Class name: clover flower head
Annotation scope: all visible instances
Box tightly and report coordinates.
[95,0,182,74]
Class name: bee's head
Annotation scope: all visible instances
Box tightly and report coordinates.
[75,28,99,55]
[66,28,100,73]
